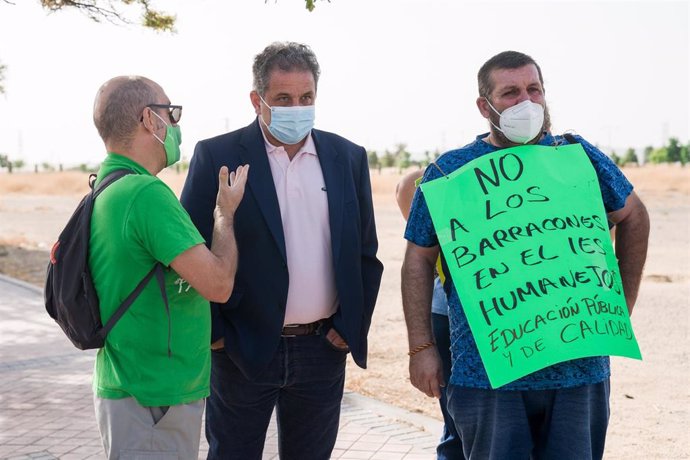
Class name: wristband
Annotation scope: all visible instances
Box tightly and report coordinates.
[408,341,435,356]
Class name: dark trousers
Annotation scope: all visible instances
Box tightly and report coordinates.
[205,335,347,460]
[447,380,610,460]
[432,312,464,459]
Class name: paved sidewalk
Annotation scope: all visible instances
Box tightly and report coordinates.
[0,274,441,460]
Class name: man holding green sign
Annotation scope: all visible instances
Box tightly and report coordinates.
[401,51,649,459]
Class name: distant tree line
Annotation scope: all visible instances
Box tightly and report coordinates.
[609,137,688,167]
[1,138,687,175]
[367,137,689,173]
[367,143,441,173]
[0,155,191,174]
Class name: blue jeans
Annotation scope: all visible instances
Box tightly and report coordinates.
[446,380,610,460]
[205,334,347,460]
[432,312,464,460]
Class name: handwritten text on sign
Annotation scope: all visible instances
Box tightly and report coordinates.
[420,144,641,388]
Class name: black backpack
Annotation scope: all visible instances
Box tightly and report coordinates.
[44,169,168,350]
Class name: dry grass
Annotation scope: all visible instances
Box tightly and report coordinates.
[0,170,189,197]
[4,163,683,197]
[618,163,690,195]
[0,171,93,195]
[0,167,411,200]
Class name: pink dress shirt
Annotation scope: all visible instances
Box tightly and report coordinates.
[261,130,338,325]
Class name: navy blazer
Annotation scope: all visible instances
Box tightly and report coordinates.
[180,119,384,380]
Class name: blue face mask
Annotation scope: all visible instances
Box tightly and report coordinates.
[259,94,315,145]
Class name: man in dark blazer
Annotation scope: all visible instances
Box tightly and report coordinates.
[180,42,383,460]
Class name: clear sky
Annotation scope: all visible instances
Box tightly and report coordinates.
[0,0,688,167]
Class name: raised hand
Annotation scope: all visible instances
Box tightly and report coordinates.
[216,164,249,218]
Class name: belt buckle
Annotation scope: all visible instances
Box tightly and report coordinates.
[281,319,326,337]
[282,324,300,338]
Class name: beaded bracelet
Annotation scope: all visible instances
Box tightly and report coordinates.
[408,341,435,356]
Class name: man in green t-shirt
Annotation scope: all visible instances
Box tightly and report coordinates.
[89,75,248,460]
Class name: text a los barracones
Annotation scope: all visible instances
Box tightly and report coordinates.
[447,212,609,269]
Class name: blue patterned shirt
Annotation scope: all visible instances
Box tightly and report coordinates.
[405,132,633,390]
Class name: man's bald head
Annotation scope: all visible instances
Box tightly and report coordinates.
[93,76,162,149]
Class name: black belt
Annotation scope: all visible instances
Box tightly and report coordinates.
[281,318,329,337]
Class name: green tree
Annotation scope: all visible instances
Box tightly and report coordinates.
[36,0,177,31]
[0,154,11,173]
[13,159,25,170]
[666,137,681,163]
[680,143,689,166]
[648,147,668,164]
[393,143,411,172]
[623,147,638,166]
[381,150,395,168]
[304,0,330,11]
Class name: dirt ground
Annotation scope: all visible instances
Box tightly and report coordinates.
[0,164,688,459]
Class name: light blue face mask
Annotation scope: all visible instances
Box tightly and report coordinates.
[259,94,315,145]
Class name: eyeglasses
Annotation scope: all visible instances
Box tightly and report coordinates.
[143,104,183,124]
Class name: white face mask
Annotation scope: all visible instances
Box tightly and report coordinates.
[486,98,545,144]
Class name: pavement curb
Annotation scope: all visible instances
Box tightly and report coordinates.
[0,273,43,295]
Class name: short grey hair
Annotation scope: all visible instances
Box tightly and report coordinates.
[252,42,320,96]
[93,76,159,147]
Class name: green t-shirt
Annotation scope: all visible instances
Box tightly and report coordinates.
[90,153,209,407]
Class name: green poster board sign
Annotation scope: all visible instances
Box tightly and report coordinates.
[420,143,641,388]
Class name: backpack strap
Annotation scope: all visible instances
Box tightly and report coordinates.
[79,170,136,279]
[91,169,134,197]
[99,263,169,341]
